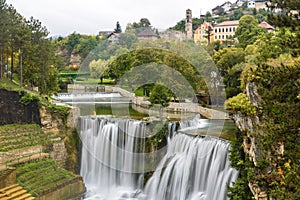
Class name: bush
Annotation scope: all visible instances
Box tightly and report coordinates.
[225,93,256,115]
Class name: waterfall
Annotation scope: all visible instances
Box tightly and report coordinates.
[80,115,238,200]
[143,133,239,200]
[80,117,146,199]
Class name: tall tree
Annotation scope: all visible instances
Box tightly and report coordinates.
[114,21,122,33]
[267,0,300,55]
[235,15,265,48]
[139,18,151,27]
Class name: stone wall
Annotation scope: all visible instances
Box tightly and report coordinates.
[105,86,229,119]
[37,177,86,200]
[0,89,40,125]
[49,141,68,168]
[40,105,80,169]
[0,168,16,189]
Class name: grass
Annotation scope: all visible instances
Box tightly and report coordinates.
[134,88,145,97]
[16,158,77,196]
[0,77,20,91]
[0,124,59,152]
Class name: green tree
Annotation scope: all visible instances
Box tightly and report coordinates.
[65,32,81,54]
[114,21,122,33]
[235,15,265,48]
[149,84,172,108]
[169,19,185,31]
[213,47,245,98]
[89,59,108,83]
[0,0,60,93]
[139,18,151,27]
[205,11,212,21]
[267,0,300,55]
[267,0,300,30]
[230,9,244,20]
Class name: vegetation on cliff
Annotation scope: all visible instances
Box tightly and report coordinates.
[226,47,300,200]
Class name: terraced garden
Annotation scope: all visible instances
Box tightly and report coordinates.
[16,158,77,196]
[0,124,58,152]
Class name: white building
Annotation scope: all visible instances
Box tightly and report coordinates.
[214,20,239,43]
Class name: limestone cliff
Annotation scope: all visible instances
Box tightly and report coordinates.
[228,64,300,200]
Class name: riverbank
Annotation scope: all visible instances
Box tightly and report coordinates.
[70,85,229,120]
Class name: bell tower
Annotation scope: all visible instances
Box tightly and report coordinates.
[185,9,193,40]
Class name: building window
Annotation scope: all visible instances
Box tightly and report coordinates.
[226,28,228,32]
[215,29,217,33]
[215,36,217,39]
[229,27,232,32]
[219,35,221,39]
[219,28,221,32]
[222,35,224,39]
[222,28,224,32]
[233,27,236,32]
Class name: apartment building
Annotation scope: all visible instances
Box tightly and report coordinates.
[213,20,239,42]
[194,21,214,44]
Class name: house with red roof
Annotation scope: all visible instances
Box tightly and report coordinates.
[259,21,275,32]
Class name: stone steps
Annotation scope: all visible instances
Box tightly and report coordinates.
[6,189,27,200]
[0,184,35,200]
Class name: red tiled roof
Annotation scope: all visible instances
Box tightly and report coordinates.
[259,21,275,30]
[215,20,239,27]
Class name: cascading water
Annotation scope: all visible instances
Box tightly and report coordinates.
[80,115,238,200]
[80,117,146,199]
[143,134,239,200]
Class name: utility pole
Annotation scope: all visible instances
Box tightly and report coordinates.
[19,49,23,88]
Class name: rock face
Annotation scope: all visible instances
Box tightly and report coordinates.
[39,104,80,169]
[0,89,80,169]
[231,82,267,200]
[0,89,40,125]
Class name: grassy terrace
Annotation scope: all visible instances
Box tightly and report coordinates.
[0,77,20,91]
[16,158,76,196]
[0,124,58,152]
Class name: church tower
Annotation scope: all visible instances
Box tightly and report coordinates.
[185,9,193,40]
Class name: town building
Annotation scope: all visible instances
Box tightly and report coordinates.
[259,21,275,32]
[136,27,159,40]
[194,21,214,44]
[248,0,256,8]
[213,20,239,42]
[107,32,121,43]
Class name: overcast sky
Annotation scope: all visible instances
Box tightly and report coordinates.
[6,0,233,36]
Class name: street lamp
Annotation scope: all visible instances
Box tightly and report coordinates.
[7,57,11,79]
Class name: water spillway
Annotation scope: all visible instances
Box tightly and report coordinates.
[80,117,146,199]
[144,134,238,200]
[79,116,238,200]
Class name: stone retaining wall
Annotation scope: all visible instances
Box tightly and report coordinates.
[0,168,16,189]
[37,176,86,200]
[105,86,229,119]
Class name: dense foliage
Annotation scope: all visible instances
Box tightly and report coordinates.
[148,84,172,107]
[0,0,60,94]
[252,64,299,199]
